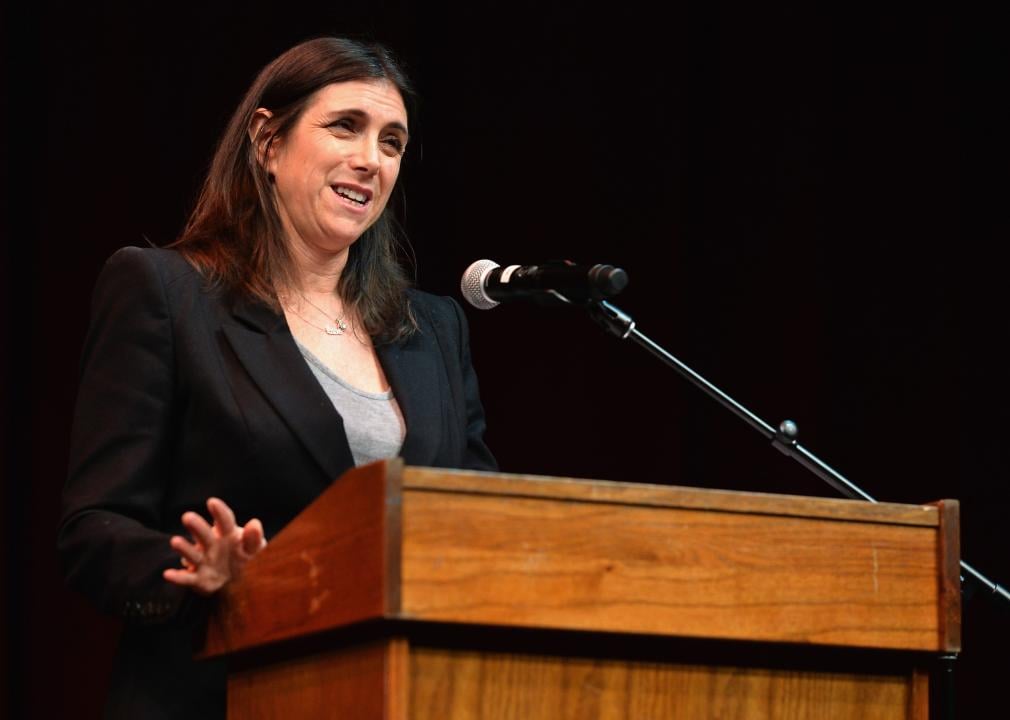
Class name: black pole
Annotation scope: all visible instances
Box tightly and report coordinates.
[933,654,958,720]
[586,298,1010,604]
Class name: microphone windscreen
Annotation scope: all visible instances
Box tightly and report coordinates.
[460,259,500,310]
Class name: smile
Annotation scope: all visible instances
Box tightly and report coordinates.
[332,185,371,206]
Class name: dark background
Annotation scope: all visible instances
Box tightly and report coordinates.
[4,2,1009,717]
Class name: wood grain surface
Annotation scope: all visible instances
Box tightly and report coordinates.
[933,500,961,652]
[400,481,950,650]
[401,467,941,526]
[202,462,952,718]
[227,638,407,720]
[203,460,403,657]
[408,645,923,720]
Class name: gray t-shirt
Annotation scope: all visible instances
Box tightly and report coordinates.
[296,341,405,467]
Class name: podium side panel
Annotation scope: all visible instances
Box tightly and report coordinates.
[934,500,961,652]
[206,461,403,656]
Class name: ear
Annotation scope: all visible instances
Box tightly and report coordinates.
[248,108,277,170]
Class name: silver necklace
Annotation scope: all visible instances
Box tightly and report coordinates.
[287,306,348,336]
[286,292,349,336]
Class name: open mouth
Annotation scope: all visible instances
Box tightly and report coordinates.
[332,185,371,206]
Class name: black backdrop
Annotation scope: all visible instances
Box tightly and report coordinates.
[4,2,1009,717]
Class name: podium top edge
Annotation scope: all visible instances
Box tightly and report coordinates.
[398,465,942,528]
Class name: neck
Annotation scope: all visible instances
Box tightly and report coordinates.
[284,238,351,298]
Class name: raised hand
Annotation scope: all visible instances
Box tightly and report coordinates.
[163,497,267,595]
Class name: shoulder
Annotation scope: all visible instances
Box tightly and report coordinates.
[406,288,465,324]
[406,288,469,338]
[89,246,214,331]
[101,246,201,289]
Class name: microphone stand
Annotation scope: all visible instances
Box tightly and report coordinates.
[578,296,1010,720]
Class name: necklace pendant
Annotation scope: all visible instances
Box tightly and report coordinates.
[325,326,344,336]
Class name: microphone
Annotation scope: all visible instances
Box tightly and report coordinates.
[460,259,629,310]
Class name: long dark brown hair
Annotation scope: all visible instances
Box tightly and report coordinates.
[171,37,417,344]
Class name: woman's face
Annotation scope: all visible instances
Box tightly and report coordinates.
[265,80,409,256]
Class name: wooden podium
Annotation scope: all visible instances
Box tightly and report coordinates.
[202,460,960,719]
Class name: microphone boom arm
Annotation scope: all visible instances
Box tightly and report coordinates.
[586,298,1010,604]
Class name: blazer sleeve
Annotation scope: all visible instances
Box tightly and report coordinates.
[58,247,195,625]
[445,295,498,472]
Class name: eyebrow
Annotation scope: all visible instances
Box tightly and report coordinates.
[329,108,409,138]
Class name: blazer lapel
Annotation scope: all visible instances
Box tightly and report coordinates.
[377,336,443,466]
[222,297,354,483]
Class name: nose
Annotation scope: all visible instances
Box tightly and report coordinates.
[349,136,381,175]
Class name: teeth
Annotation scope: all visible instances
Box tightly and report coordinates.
[335,186,367,204]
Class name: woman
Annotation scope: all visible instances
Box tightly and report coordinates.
[58,37,496,719]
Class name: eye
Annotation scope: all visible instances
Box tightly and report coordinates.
[329,118,356,133]
[382,135,406,155]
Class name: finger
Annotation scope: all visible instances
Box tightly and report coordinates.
[169,535,205,566]
[181,511,216,548]
[163,568,220,596]
[163,567,200,587]
[241,518,266,555]
[207,497,237,536]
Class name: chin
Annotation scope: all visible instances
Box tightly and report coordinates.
[319,226,366,251]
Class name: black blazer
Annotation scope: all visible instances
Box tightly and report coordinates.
[58,246,496,719]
